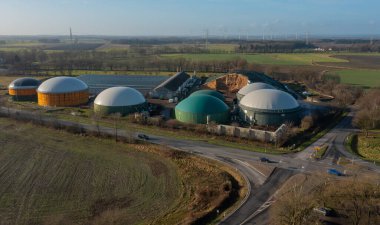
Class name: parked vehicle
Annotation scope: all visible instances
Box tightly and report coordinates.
[137,133,150,140]
[327,169,343,176]
[260,157,270,163]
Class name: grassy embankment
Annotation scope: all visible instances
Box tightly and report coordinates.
[0,117,245,225]
[271,172,380,225]
[346,132,380,163]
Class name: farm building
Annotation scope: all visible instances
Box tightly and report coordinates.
[37,76,89,107]
[236,82,275,101]
[175,94,229,124]
[94,87,146,116]
[150,71,190,99]
[8,77,40,101]
[239,89,301,126]
[190,89,225,101]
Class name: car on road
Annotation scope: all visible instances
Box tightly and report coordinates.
[260,157,270,163]
[137,133,150,140]
[327,169,344,176]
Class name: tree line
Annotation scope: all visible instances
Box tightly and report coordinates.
[0,49,251,74]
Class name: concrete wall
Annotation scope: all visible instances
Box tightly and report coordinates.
[208,124,287,143]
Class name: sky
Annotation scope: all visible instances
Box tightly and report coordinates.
[0,0,379,36]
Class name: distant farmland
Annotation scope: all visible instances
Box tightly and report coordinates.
[334,69,380,88]
[161,53,347,65]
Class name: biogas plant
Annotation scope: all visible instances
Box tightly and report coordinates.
[6,71,308,143]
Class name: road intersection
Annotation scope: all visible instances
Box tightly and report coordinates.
[1,106,379,224]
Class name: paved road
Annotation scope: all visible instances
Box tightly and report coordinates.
[1,106,379,225]
[296,109,380,172]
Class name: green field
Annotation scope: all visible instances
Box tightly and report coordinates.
[0,118,181,225]
[161,53,347,65]
[358,133,380,162]
[335,69,380,88]
[0,117,242,224]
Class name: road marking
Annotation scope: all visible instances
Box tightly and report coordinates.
[239,196,276,225]
[234,159,266,177]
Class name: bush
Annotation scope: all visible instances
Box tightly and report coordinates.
[300,115,314,130]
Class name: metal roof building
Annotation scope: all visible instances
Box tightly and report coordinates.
[236,82,275,100]
[8,77,40,101]
[190,90,225,101]
[175,94,229,124]
[150,71,190,99]
[94,87,146,116]
[239,89,301,126]
[37,76,89,107]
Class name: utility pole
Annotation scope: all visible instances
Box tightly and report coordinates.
[70,27,73,45]
[205,29,209,50]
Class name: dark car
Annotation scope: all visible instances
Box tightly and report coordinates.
[137,133,150,140]
[260,157,270,163]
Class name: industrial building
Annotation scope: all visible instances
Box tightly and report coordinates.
[37,76,89,107]
[175,94,229,124]
[236,82,275,101]
[8,77,40,101]
[150,71,191,99]
[239,89,301,126]
[94,87,146,116]
[190,89,225,101]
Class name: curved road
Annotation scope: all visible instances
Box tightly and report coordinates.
[1,106,379,225]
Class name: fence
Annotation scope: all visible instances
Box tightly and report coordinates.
[208,124,288,143]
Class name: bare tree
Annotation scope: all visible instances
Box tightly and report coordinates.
[271,184,318,225]
[353,89,380,136]
[300,115,314,131]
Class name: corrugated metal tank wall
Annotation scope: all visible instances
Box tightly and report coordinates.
[37,91,89,107]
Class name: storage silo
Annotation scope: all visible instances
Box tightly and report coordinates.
[239,89,301,126]
[37,76,89,107]
[175,94,229,124]
[190,89,225,101]
[8,77,40,101]
[94,87,146,116]
[236,82,274,101]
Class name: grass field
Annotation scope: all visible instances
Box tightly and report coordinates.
[0,117,243,225]
[0,117,181,225]
[161,53,347,65]
[334,69,380,88]
[357,134,380,162]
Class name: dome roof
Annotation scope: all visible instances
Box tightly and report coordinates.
[238,82,274,96]
[240,89,299,110]
[9,77,40,89]
[94,87,145,107]
[37,76,88,94]
[176,94,229,114]
[190,90,225,101]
